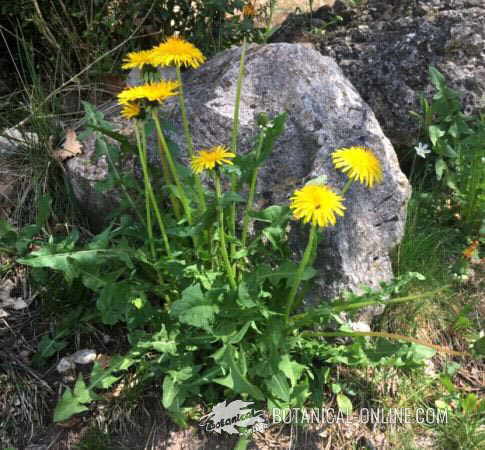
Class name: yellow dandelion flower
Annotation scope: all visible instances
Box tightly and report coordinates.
[121,102,141,119]
[191,146,236,173]
[121,49,156,70]
[290,184,346,228]
[141,80,180,102]
[117,85,147,105]
[150,36,206,69]
[117,81,180,105]
[332,146,383,188]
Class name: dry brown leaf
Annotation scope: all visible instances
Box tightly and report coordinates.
[95,353,112,369]
[53,129,82,161]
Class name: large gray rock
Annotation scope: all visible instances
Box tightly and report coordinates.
[270,0,485,148]
[69,43,411,321]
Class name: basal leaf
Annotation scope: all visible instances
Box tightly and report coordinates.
[150,325,178,355]
[162,375,179,409]
[97,282,133,325]
[278,354,306,388]
[73,374,99,404]
[171,284,219,331]
[214,346,265,400]
[53,387,89,422]
[265,371,291,402]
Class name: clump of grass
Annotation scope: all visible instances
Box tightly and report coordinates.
[393,185,464,286]
[74,427,113,450]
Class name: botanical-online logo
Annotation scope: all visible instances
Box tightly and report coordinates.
[199,400,268,435]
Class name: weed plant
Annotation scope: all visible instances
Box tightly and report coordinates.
[2,37,477,437]
[411,66,485,236]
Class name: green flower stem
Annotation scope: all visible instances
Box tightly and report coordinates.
[241,130,265,247]
[214,171,237,290]
[144,184,155,259]
[136,122,172,257]
[285,223,318,321]
[155,128,182,220]
[228,38,248,242]
[151,110,192,225]
[134,124,157,259]
[289,285,451,327]
[342,179,353,196]
[300,330,469,357]
[175,66,206,212]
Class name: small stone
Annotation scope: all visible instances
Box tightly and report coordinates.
[56,357,76,373]
[71,349,97,364]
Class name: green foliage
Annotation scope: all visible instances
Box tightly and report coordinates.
[7,40,459,432]
[54,375,98,423]
[73,427,112,450]
[414,66,485,234]
[1,0,259,79]
[432,378,485,450]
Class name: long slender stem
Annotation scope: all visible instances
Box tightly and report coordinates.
[176,66,206,212]
[154,124,181,220]
[139,123,172,257]
[151,110,192,225]
[144,185,155,258]
[241,131,265,247]
[215,171,237,290]
[300,330,469,357]
[134,124,156,259]
[285,224,318,321]
[228,39,248,241]
[341,179,353,196]
[290,285,451,327]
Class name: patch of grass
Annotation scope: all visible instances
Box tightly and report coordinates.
[432,401,485,450]
[393,186,464,287]
[0,34,83,227]
[74,427,113,450]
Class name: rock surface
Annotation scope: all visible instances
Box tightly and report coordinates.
[270,0,485,148]
[71,43,411,321]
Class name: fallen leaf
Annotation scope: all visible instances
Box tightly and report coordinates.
[463,240,479,260]
[53,129,82,161]
[95,353,112,369]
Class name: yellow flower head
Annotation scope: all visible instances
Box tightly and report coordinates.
[141,80,180,102]
[191,146,236,173]
[117,81,180,105]
[290,184,346,228]
[121,49,156,70]
[150,36,206,69]
[121,102,141,119]
[332,146,383,188]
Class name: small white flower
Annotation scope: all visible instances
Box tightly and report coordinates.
[414,142,431,158]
